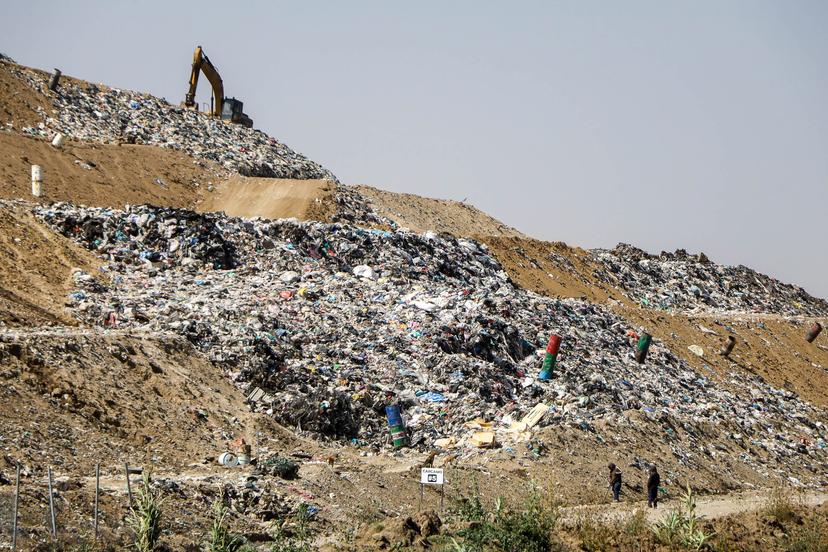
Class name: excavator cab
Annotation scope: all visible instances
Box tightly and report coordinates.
[221,97,253,128]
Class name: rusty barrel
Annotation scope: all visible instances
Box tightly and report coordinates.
[720,335,736,357]
[806,322,823,343]
[635,332,652,364]
[48,69,62,92]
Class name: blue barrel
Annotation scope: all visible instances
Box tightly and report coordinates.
[385,405,403,427]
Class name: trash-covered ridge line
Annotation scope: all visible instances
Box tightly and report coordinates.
[28,201,828,484]
[4,59,337,182]
[591,243,828,317]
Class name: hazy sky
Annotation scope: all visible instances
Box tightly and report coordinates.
[3,1,827,299]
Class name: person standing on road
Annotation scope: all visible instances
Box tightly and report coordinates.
[647,465,660,508]
[608,463,623,502]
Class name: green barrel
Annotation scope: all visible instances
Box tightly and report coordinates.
[539,352,556,380]
[389,424,408,448]
[538,334,561,380]
[635,332,652,364]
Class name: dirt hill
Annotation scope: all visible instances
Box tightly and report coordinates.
[356,184,524,237]
[197,175,337,221]
[0,203,99,326]
[0,132,223,209]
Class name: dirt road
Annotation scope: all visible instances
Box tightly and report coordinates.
[564,488,828,524]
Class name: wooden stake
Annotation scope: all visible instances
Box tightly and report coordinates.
[47,468,56,539]
[124,463,133,505]
[94,463,100,539]
[11,463,20,551]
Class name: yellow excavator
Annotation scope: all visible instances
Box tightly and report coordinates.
[183,46,253,128]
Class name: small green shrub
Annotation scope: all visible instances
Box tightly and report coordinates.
[651,484,715,551]
[575,512,613,552]
[623,508,648,536]
[448,483,561,552]
[126,472,164,552]
[205,499,247,552]
[270,503,314,552]
[264,457,299,480]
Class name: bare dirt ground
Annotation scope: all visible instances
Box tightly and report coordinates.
[0,329,260,473]
[0,203,99,327]
[0,132,224,209]
[0,58,51,129]
[567,488,828,524]
[356,184,523,237]
[197,175,337,221]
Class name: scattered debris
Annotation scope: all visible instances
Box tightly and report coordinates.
[24,201,828,483]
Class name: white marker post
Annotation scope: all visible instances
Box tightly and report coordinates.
[419,467,445,511]
[31,165,43,197]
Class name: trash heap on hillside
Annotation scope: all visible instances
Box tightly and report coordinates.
[591,244,828,317]
[31,202,828,481]
[5,60,337,182]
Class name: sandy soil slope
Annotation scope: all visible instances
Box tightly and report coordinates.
[0,132,224,209]
[198,175,337,221]
[356,184,523,237]
[0,330,257,473]
[0,57,52,128]
[0,204,99,326]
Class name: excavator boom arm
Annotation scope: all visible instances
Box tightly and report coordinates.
[183,46,225,117]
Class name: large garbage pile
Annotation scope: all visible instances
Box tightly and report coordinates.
[6,60,337,182]
[30,201,828,480]
[591,244,828,316]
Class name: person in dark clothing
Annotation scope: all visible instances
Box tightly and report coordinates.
[608,463,622,502]
[647,465,660,508]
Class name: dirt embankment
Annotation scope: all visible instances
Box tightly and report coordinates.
[478,235,619,302]
[356,184,524,237]
[0,329,306,550]
[0,132,225,209]
[0,331,258,473]
[0,204,99,326]
[197,175,337,221]
[0,58,54,128]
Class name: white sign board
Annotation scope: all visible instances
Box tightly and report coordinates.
[420,467,444,485]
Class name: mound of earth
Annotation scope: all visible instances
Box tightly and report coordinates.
[0,132,225,209]
[0,55,51,128]
[197,175,337,222]
[0,202,99,326]
[0,331,254,472]
[356,184,523,237]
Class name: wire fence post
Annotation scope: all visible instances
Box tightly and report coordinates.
[94,463,100,540]
[11,463,20,551]
[124,463,133,505]
[47,467,56,540]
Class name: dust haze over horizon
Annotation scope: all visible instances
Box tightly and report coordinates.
[3,1,827,299]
